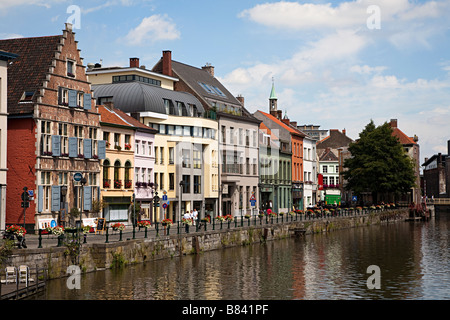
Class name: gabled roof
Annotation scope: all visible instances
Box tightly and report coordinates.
[391,127,417,146]
[98,105,132,128]
[319,148,339,162]
[160,59,242,107]
[256,110,305,137]
[152,56,260,123]
[317,129,353,149]
[0,35,62,115]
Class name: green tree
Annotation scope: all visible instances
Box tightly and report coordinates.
[343,120,416,204]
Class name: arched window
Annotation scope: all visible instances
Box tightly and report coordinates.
[114,160,121,189]
[103,159,110,188]
[125,161,132,189]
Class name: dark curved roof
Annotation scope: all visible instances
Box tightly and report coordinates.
[92,81,204,115]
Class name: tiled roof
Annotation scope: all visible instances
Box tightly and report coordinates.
[257,111,305,137]
[98,105,133,127]
[391,128,417,145]
[317,129,353,149]
[113,107,158,134]
[0,35,62,115]
[98,105,157,134]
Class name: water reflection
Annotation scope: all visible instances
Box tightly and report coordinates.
[36,211,450,300]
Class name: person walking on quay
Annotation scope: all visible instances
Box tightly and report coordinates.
[183,211,191,233]
[193,208,198,226]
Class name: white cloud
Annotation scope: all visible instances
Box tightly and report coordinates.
[123,14,180,46]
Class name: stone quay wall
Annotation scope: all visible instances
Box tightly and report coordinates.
[6,209,408,280]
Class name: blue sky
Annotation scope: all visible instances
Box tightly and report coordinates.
[1,0,450,164]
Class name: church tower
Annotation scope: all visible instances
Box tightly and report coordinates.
[269,78,277,112]
[269,78,282,120]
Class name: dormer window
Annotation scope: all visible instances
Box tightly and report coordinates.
[67,60,75,77]
[20,91,35,102]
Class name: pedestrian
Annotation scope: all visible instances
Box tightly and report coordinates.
[183,211,191,233]
[193,208,198,226]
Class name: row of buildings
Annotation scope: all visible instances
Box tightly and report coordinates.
[0,24,422,231]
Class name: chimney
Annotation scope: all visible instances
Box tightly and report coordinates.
[282,118,290,126]
[162,50,172,77]
[276,110,282,120]
[342,129,346,135]
[202,63,214,77]
[390,119,398,128]
[290,121,297,127]
[130,57,139,68]
[236,95,244,106]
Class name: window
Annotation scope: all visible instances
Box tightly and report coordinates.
[103,160,111,188]
[67,60,75,77]
[194,175,201,194]
[114,160,121,189]
[89,127,98,157]
[239,128,243,145]
[183,126,191,136]
[58,172,68,186]
[41,171,51,212]
[58,123,68,156]
[103,131,110,148]
[160,147,164,164]
[169,147,174,164]
[221,126,226,143]
[77,92,83,107]
[229,127,234,145]
[253,158,257,175]
[193,150,201,169]
[125,161,132,189]
[169,173,174,190]
[182,175,190,193]
[41,121,52,156]
[74,125,84,156]
[182,149,190,168]
[20,91,34,102]
[322,165,328,173]
[114,133,120,149]
[159,172,164,190]
[135,140,140,154]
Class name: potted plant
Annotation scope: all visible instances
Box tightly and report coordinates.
[182,218,193,225]
[124,143,132,150]
[244,214,251,219]
[111,223,125,231]
[215,216,225,222]
[161,218,173,226]
[137,220,151,228]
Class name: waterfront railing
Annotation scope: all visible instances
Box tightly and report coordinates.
[3,206,404,249]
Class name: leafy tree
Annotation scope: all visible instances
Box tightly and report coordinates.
[343,120,416,204]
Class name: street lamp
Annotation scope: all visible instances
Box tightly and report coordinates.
[179,180,184,222]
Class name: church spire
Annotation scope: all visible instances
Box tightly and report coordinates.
[269,77,277,112]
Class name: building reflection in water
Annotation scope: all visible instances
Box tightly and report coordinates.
[38,212,449,300]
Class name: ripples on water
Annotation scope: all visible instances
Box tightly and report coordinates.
[37,211,450,300]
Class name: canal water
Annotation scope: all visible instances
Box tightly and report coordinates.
[33,210,449,300]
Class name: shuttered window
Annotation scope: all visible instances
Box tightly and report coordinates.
[68,89,77,108]
[51,185,61,212]
[51,135,61,157]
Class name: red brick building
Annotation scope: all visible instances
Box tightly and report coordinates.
[0,24,105,231]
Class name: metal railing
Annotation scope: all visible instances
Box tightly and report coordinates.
[3,206,405,249]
